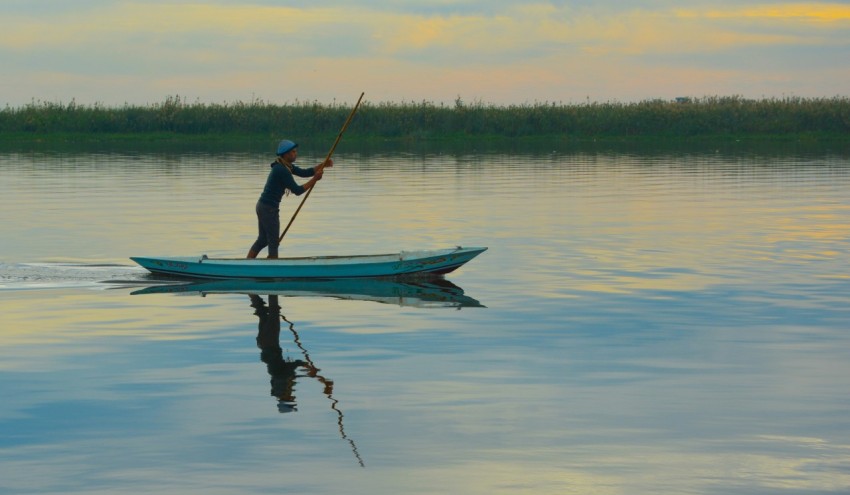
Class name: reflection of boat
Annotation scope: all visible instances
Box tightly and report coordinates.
[130,276,484,308]
[130,246,487,279]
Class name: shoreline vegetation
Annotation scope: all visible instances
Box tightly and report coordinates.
[1,95,848,150]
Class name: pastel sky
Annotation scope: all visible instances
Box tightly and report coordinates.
[2,0,849,106]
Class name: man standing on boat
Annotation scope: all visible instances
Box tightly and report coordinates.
[247,140,331,259]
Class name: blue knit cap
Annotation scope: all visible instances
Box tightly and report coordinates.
[276,140,298,155]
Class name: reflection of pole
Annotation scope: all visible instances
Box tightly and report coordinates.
[282,314,365,468]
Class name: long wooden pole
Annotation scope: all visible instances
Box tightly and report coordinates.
[279,92,364,244]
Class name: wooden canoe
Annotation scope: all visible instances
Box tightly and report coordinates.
[130,246,486,280]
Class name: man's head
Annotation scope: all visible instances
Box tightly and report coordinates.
[276,140,298,161]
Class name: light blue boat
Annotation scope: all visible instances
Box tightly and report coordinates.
[130,246,487,280]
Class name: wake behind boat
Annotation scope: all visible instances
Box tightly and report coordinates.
[130,246,487,280]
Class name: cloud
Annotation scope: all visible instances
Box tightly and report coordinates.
[689,3,850,22]
[365,2,850,62]
[4,2,847,57]
[0,4,334,49]
[1,1,848,105]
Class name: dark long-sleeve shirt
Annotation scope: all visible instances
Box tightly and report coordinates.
[258,162,315,206]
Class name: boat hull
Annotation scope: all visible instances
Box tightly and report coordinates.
[130,246,487,280]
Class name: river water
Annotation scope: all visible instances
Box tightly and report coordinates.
[1,144,849,494]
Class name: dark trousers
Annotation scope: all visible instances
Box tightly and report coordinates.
[250,200,280,257]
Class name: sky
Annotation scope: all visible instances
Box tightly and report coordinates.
[1,0,849,107]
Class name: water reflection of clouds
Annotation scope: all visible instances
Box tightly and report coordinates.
[0,290,242,352]
[2,286,850,493]
[3,151,850,493]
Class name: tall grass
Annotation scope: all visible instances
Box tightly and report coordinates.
[2,95,848,139]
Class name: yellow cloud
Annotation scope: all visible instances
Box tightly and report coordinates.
[1,1,846,71]
[679,2,850,23]
[372,2,843,59]
[373,12,518,54]
[0,3,341,49]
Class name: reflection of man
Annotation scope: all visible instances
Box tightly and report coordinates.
[248,294,363,466]
[250,294,309,413]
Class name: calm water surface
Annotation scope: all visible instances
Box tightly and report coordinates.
[1,146,849,494]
